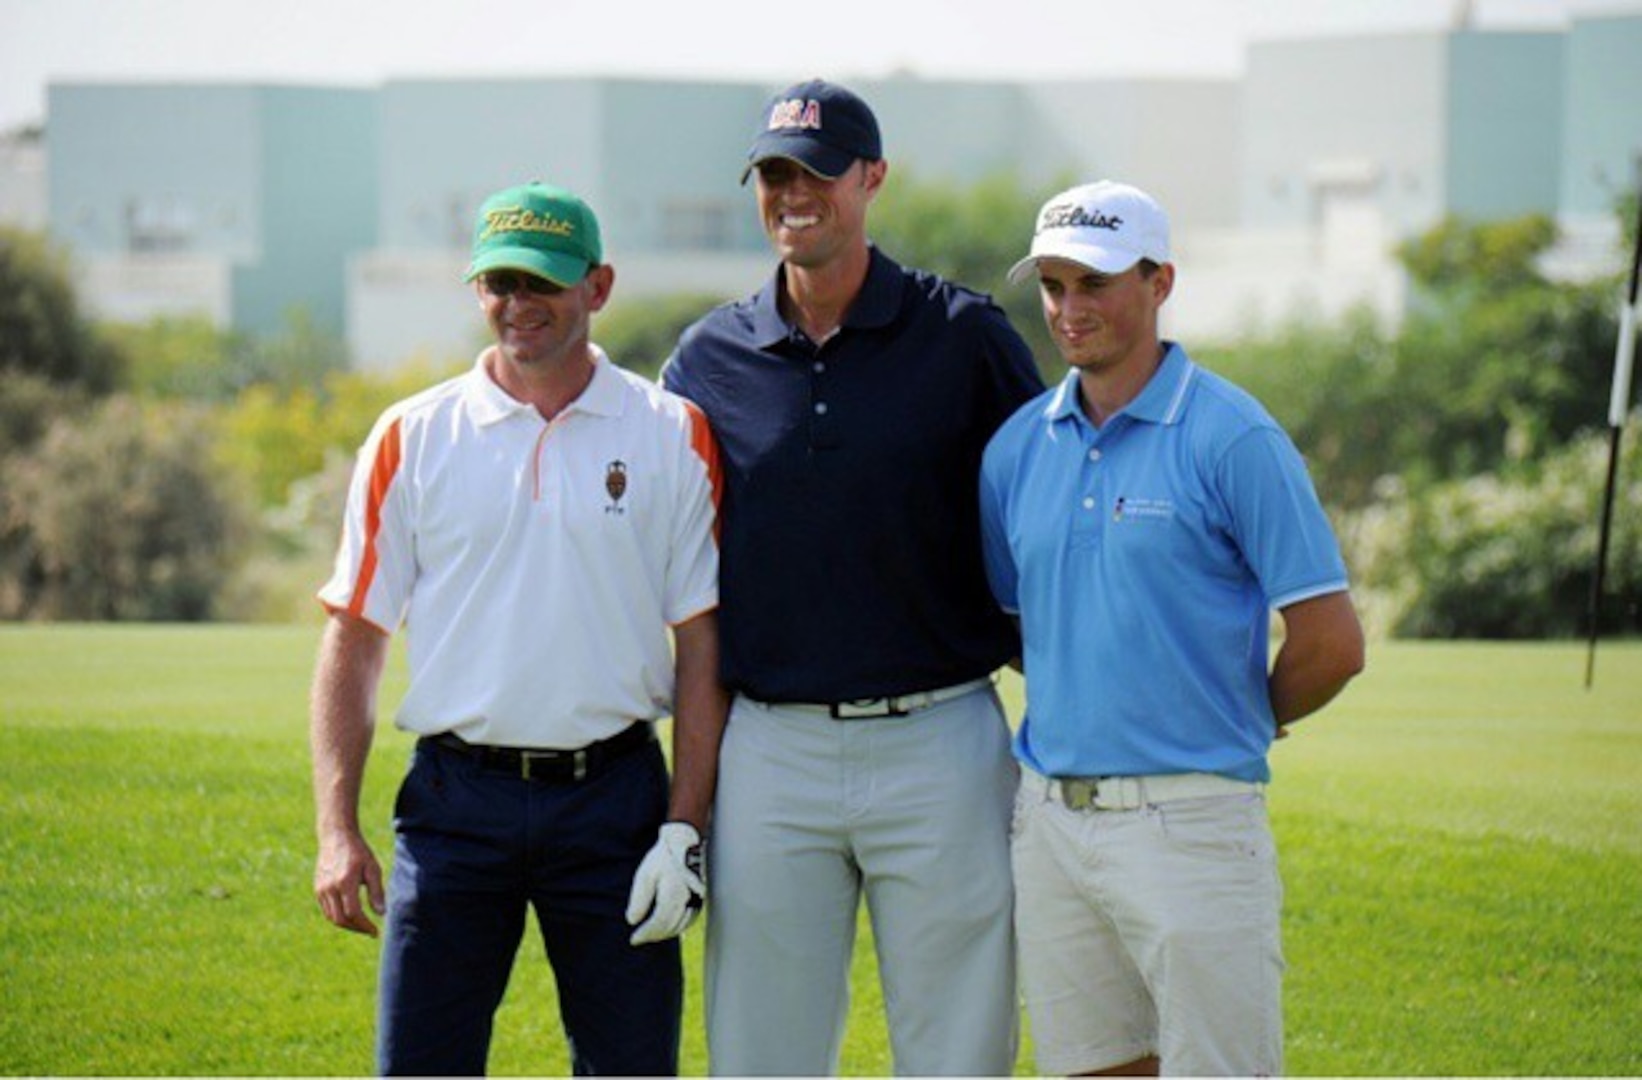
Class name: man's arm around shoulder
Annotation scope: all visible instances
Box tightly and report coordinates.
[310,610,391,937]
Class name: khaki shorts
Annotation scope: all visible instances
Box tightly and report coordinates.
[1013,767,1285,1076]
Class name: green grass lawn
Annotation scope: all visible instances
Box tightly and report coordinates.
[2,626,1639,1075]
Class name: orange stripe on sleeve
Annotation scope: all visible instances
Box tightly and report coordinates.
[347,416,404,619]
[682,399,723,517]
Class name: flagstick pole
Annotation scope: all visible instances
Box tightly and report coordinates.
[1584,185,1642,688]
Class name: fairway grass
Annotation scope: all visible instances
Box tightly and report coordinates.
[2,626,1638,1075]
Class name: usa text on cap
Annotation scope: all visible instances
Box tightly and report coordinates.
[741,79,882,184]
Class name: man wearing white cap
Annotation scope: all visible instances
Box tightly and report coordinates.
[979,180,1366,1076]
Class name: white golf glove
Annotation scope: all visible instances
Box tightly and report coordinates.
[625,821,706,946]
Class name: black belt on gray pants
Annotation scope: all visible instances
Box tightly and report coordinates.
[422,723,653,782]
[748,677,995,720]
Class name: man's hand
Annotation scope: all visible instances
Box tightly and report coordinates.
[314,829,386,937]
[625,821,705,946]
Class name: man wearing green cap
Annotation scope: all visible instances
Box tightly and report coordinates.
[310,181,728,1075]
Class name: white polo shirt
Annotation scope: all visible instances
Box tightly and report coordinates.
[319,346,721,749]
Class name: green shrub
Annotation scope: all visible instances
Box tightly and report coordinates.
[1,396,251,620]
[0,226,123,393]
[215,361,461,508]
[1348,427,1642,638]
[597,293,731,381]
[1,397,251,617]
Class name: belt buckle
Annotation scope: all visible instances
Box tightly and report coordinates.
[1059,778,1099,811]
[829,698,906,719]
[519,749,587,781]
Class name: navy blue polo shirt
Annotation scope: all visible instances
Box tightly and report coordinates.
[662,247,1044,703]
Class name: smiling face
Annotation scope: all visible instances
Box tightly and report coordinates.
[752,157,885,270]
[476,266,612,373]
[1035,256,1173,376]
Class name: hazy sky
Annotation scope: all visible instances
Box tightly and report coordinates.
[1,0,1633,133]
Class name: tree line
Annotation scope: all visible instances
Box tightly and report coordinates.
[1,177,1637,636]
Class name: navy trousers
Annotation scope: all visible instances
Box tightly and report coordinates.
[375,735,681,1076]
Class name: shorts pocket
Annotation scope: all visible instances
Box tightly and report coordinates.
[1154,794,1273,864]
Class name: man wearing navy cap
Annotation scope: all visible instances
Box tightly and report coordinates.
[663,79,1043,1075]
[981,180,1365,1075]
[311,181,728,1075]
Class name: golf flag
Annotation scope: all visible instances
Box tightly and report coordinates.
[1584,186,1642,688]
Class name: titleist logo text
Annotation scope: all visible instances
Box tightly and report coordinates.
[480,207,576,241]
[1038,203,1123,233]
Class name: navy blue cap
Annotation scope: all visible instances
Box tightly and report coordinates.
[741,79,882,184]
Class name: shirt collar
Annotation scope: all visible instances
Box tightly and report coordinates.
[748,245,903,349]
[464,343,625,426]
[1043,342,1196,429]
[1126,343,1195,425]
[570,345,626,418]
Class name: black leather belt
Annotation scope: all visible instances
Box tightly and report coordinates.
[423,723,653,782]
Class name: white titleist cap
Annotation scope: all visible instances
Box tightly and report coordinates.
[1007,180,1172,284]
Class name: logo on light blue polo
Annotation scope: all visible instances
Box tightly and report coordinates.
[1113,496,1175,523]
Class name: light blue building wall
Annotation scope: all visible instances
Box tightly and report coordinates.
[49,84,262,261]
[1243,34,1450,232]
[1018,78,1242,232]
[1559,14,1642,220]
[745,76,1240,233]
[377,79,602,253]
[855,78,1037,183]
[1244,28,1575,235]
[593,79,768,256]
[47,83,376,335]
[235,87,376,333]
[1445,31,1563,219]
[376,78,769,265]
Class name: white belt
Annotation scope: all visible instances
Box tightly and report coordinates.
[750,677,994,720]
[1026,767,1261,812]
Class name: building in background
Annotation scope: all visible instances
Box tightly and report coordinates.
[1207,24,1567,336]
[45,83,375,334]
[1551,12,1642,275]
[347,72,1242,367]
[25,10,1642,370]
[1243,29,1565,236]
[0,127,46,231]
[348,77,772,368]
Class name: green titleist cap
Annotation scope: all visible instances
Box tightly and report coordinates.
[464,182,603,286]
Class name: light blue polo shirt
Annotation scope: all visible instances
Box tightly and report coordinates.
[979,344,1349,783]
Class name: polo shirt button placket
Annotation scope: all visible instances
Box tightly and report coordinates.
[810,354,827,409]
[1084,441,1102,512]
[1079,437,1103,536]
[808,357,838,450]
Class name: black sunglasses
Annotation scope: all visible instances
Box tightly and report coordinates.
[479,269,567,297]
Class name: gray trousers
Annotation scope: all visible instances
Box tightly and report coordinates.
[704,685,1019,1076]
